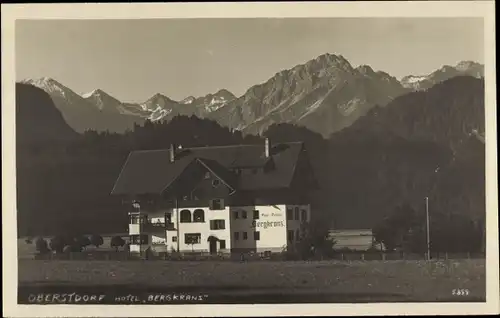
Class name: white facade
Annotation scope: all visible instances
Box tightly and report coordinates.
[128,204,311,255]
[328,229,375,251]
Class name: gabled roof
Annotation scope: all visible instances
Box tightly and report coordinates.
[195,158,238,190]
[111,142,305,196]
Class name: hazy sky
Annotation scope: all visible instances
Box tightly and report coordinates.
[16,18,484,102]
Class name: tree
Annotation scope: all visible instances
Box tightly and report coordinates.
[49,236,67,254]
[288,221,336,260]
[75,235,91,250]
[110,236,125,252]
[90,234,104,248]
[372,203,420,252]
[35,237,49,254]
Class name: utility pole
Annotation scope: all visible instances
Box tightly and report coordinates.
[175,197,180,252]
[425,196,430,261]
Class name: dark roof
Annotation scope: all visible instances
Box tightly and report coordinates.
[111,142,304,196]
[195,158,238,190]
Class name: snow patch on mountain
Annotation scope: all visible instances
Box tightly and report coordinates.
[205,96,228,112]
[181,96,195,104]
[21,77,69,98]
[403,75,427,84]
[149,107,172,121]
[82,89,98,98]
[298,97,326,120]
[338,98,363,116]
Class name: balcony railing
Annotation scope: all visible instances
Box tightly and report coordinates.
[142,222,176,232]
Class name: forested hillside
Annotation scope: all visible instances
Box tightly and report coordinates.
[16,77,485,241]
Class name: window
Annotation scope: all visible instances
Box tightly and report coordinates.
[301,209,307,221]
[296,229,300,241]
[219,240,226,249]
[210,219,226,230]
[294,207,299,220]
[254,231,260,241]
[243,232,248,240]
[253,210,260,219]
[242,210,248,219]
[184,233,201,245]
[234,232,240,240]
[287,230,294,241]
[212,179,220,187]
[172,236,177,242]
[193,209,205,222]
[233,210,239,219]
[286,208,293,220]
[130,214,147,224]
[180,209,192,223]
[130,234,148,244]
[129,215,138,224]
[209,199,225,210]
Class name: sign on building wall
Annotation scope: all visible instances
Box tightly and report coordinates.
[252,220,285,229]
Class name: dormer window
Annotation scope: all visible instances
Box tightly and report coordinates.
[204,172,211,179]
[209,199,224,210]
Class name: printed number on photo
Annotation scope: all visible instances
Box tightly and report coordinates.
[452,289,470,296]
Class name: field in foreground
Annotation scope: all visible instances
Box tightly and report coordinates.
[18,259,485,303]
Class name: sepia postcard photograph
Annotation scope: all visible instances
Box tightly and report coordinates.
[2,1,499,317]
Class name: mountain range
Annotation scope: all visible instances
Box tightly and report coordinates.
[20,78,237,134]
[400,61,484,91]
[19,54,483,137]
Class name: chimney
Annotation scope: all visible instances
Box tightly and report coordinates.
[265,138,270,158]
[169,144,175,163]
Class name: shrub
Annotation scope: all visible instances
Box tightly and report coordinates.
[90,234,104,248]
[110,236,125,251]
[49,236,67,254]
[75,236,91,250]
[35,237,49,254]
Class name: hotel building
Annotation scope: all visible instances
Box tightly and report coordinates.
[111,139,317,255]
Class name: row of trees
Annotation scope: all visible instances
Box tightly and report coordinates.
[372,203,485,254]
[32,235,127,254]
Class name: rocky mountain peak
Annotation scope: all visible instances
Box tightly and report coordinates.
[455,60,481,72]
[180,96,196,104]
[357,65,376,75]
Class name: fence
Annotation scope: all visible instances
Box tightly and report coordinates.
[34,251,132,261]
[329,251,485,261]
[31,250,486,261]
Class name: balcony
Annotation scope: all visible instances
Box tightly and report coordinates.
[142,222,176,232]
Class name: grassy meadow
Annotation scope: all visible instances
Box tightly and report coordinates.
[18,258,485,302]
